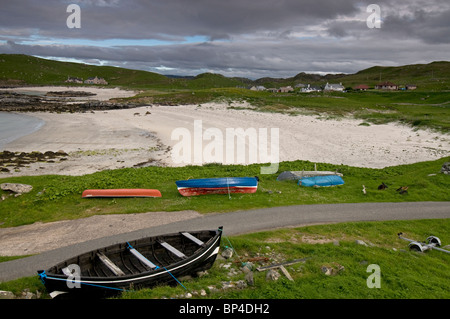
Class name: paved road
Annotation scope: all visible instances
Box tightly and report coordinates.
[0,201,448,282]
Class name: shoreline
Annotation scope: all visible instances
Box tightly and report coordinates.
[0,108,170,177]
[0,111,45,149]
[0,86,449,178]
[0,85,138,101]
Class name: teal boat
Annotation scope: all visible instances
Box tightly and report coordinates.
[298,175,344,187]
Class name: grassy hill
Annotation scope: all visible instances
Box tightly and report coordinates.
[254,72,345,89]
[174,72,250,90]
[254,62,450,91]
[340,61,450,91]
[0,54,172,88]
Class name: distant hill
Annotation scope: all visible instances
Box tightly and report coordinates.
[174,72,251,89]
[0,54,448,91]
[339,61,450,91]
[255,62,450,91]
[254,72,346,89]
[0,54,171,88]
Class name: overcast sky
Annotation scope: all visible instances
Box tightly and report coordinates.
[0,0,449,79]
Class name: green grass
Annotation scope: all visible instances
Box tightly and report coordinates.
[204,219,450,299]
[1,158,449,228]
[2,219,448,299]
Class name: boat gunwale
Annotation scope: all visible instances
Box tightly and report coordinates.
[40,228,222,286]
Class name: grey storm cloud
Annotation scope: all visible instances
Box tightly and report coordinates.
[0,0,360,40]
[0,0,449,78]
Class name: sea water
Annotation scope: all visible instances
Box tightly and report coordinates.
[0,112,45,150]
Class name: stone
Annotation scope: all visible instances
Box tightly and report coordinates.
[207,285,219,293]
[0,290,15,299]
[236,280,247,289]
[196,270,208,277]
[245,271,254,286]
[321,266,332,276]
[266,269,281,281]
[20,291,36,299]
[227,268,239,277]
[441,162,450,174]
[1,183,33,194]
[355,239,368,246]
[222,281,235,289]
[221,263,232,269]
[321,263,345,276]
[240,262,254,273]
[221,247,233,259]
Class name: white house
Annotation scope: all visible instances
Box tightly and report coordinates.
[324,82,345,92]
[84,76,108,85]
[279,86,294,93]
[65,76,83,84]
[301,84,321,93]
[250,85,266,91]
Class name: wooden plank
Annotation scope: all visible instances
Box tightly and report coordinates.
[182,232,204,246]
[279,265,294,281]
[160,241,186,259]
[129,247,158,269]
[256,258,309,272]
[96,253,125,276]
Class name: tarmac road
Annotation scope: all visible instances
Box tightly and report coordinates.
[0,201,448,282]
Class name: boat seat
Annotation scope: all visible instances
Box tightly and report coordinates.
[128,246,159,270]
[159,241,186,259]
[96,253,125,276]
[182,232,205,246]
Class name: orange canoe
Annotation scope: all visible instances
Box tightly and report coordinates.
[82,189,162,198]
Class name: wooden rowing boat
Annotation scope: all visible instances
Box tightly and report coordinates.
[81,189,162,198]
[175,177,258,196]
[37,227,223,298]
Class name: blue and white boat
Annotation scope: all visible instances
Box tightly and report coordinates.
[176,177,258,196]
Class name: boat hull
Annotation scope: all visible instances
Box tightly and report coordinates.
[38,227,222,298]
[81,189,162,198]
[178,186,257,196]
[277,171,343,181]
[298,175,344,187]
[176,177,258,197]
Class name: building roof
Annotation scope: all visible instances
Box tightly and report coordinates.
[325,82,344,88]
[376,81,397,86]
[354,84,370,89]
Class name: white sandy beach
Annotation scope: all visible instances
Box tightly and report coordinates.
[1,86,449,177]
